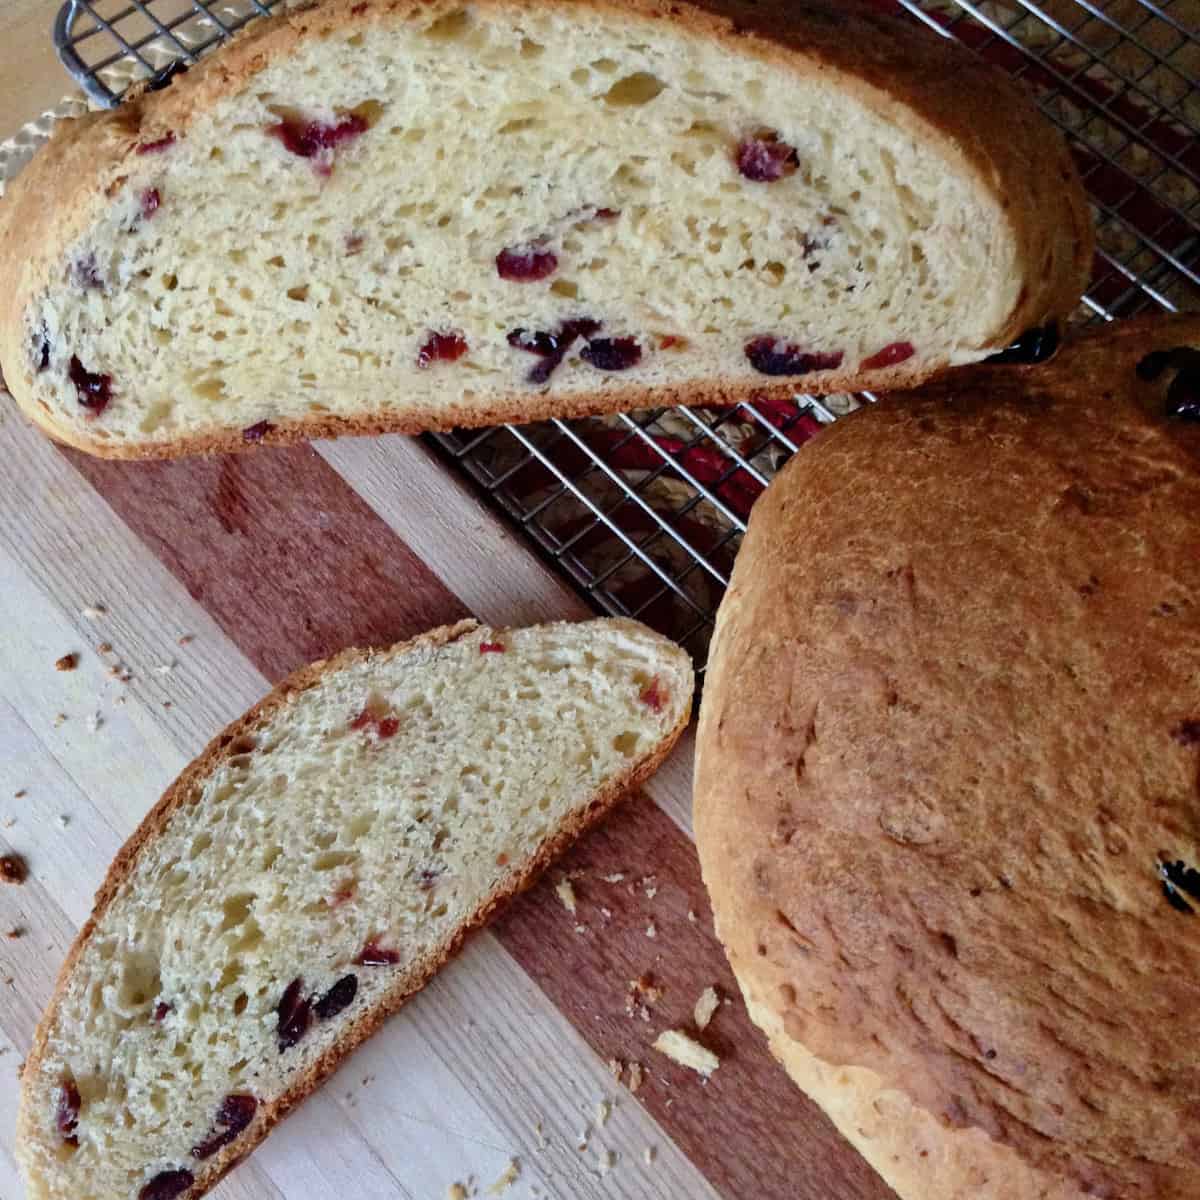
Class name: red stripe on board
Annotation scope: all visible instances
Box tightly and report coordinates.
[65,436,894,1199]
[65,443,469,681]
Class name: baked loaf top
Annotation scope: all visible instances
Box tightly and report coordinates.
[695,316,1200,1200]
[18,618,692,1200]
[0,0,1090,458]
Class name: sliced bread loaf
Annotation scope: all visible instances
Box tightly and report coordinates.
[0,0,1091,458]
[17,617,693,1200]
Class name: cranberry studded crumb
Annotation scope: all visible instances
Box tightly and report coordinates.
[862,341,916,371]
[356,939,401,966]
[416,330,469,369]
[581,337,642,372]
[417,867,442,890]
[73,255,105,291]
[735,132,799,182]
[191,1094,258,1160]
[276,977,312,1051]
[496,244,559,282]
[68,356,114,415]
[508,317,602,384]
[314,974,358,1020]
[376,717,400,739]
[479,641,506,654]
[153,1001,172,1022]
[136,132,177,156]
[55,653,78,672]
[139,1169,194,1200]
[56,1081,81,1146]
[140,189,162,220]
[269,114,368,175]
[344,232,365,255]
[242,420,275,443]
[659,335,688,351]
[0,854,28,884]
[745,337,844,377]
[350,706,399,740]
[639,677,667,713]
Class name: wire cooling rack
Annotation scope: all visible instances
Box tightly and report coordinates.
[54,0,1200,669]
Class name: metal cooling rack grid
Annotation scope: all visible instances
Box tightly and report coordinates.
[54,0,1200,669]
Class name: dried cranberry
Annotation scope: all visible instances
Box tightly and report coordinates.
[56,1081,81,1145]
[349,708,374,730]
[735,133,798,182]
[356,939,400,965]
[330,883,356,907]
[140,189,161,220]
[344,232,365,255]
[314,974,358,1020]
[639,677,667,712]
[744,337,843,377]
[496,244,558,282]
[73,255,105,290]
[417,868,442,890]
[276,977,311,1051]
[0,854,26,884]
[479,641,506,654]
[1172,721,1200,746]
[269,114,368,161]
[659,335,687,351]
[986,322,1059,365]
[136,132,177,156]
[862,341,915,371]
[33,325,50,373]
[68,357,113,414]
[153,1001,171,1022]
[581,337,642,372]
[593,207,621,221]
[509,318,602,384]
[376,717,399,739]
[191,1094,257,1160]
[139,1169,194,1200]
[145,60,189,94]
[417,331,468,368]
[242,420,274,443]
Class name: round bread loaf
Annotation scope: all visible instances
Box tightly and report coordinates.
[694,316,1200,1200]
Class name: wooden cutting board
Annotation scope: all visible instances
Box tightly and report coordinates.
[0,413,897,1200]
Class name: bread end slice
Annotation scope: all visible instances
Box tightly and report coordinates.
[18,617,692,1200]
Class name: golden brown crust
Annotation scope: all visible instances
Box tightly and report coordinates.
[695,315,1200,1200]
[0,0,1091,460]
[18,617,693,1200]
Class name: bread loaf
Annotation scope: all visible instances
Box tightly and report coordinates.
[695,316,1200,1199]
[0,0,1091,459]
[18,617,693,1200]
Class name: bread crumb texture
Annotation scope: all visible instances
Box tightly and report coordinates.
[653,1029,719,1077]
[18,617,692,1200]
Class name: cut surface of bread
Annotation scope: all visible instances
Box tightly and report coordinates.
[0,0,1091,458]
[18,617,693,1200]
[694,316,1200,1200]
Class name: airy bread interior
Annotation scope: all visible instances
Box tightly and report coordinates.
[20,0,1066,453]
[18,618,693,1200]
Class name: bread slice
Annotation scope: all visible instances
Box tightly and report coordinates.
[694,314,1200,1200]
[17,617,693,1200]
[0,0,1091,459]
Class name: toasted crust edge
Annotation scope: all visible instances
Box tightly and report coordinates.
[17,616,694,1200]
[0,0,1091,460]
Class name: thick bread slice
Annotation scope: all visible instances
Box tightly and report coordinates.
[0,0,1091,459]
[694,315,1200,1200]
[18,617,693,1200]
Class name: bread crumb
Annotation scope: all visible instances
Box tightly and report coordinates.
[80,605,106,619]
[596,1148,615,1175]
[1,817,14,829]
[446,1185,468,1200]
[595,1099,610,1127]
[602,872,625,883]
[53,713,67,728]
[57,815,70,830]
[607,1057,622,1079]
[0,854,28,885]
[574,923,588,935]
[86,712,103,733]
[628,1061,644,1093]
[576,1128,589,1152]
[645,921,657,939]
[555,877,577,914]
[178,633,194,646]
[693,986,720,1031]
[687,909,697,923]
[600,906,612,921]
[653,1029,719,1078]
[532,1118,546,1150]
[6,928,23,939]
[55,653,77,672]
[641,875,659,900]
[97,642,113,655]
[643,1146,656,1167]
[486,1159,519,1196]
[625,975,661,1021]
[154,661,176,675]
[13,789,26,799]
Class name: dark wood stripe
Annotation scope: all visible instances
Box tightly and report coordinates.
[65,438,893,1200]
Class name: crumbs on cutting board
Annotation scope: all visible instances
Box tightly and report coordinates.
[54,653,77,672]
[694,986,720,1031]
[486,1158,520,1195]
[555,877,577,914]
[653,1029,720,1078]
